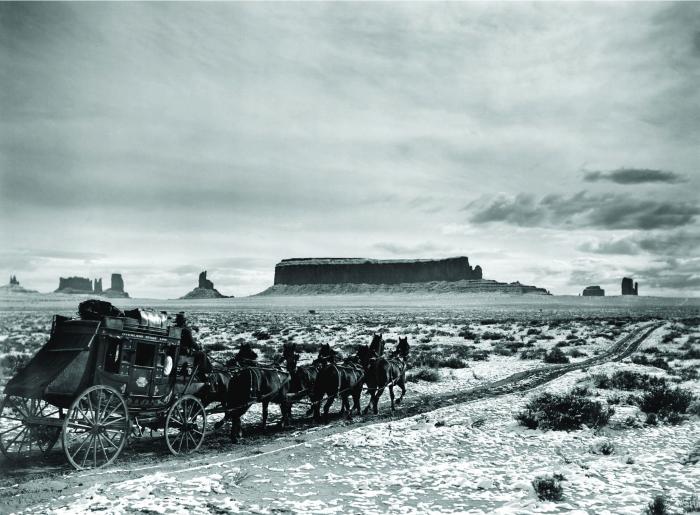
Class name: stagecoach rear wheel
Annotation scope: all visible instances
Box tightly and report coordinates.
[165,395,206,455]
[0,395,62,461]
[62,385,129,470]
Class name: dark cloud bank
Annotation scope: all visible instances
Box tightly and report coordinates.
[467,191,700,231]
[583,168,687,185]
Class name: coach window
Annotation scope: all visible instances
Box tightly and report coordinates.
[134,341,156,368]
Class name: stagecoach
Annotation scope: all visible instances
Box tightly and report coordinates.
[0,309,211,469]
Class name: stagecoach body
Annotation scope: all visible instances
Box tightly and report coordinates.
[0,313,209,469]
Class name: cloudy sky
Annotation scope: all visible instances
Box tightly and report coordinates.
[1,2,699,298]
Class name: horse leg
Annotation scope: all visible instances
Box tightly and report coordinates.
[363,388,375,415]
[230,416,242,443]
[351,385,362,415]
[261,401,269,431]
[373,387,384,414]
[214,411,230,430]
[323,395,335,423]
[396,375,406,405]
[342,395,353,420]
[389,384,396,412]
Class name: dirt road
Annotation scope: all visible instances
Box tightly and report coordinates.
[0,322,663,513]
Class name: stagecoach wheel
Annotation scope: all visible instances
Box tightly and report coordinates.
[62,385,128,470]
[0,395,62,461]
[165,395,206,455]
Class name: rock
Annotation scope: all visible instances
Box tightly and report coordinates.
[582,285,605,296]
[93,278,103,294]
[55,276,93,293]
[621,277,638,296]
[273,256,483,285]
[0,276,38,294]
[180,270,231,299]
[261,256,550,295]
[103,273,129,298]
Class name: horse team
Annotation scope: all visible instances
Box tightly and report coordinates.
[217,334,410,442]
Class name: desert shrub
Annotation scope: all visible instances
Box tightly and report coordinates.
[544,347,570,364]
[406,368,441,383]
[469,350,490,361]
[590,439,615,455]
[413,352,441,368]
[516,390,613,430]
[526,328,541,336]
[479,318,497,325]
[639,385,694,420]
[0,353,30,373]
[252,330,271,340]
[644,494,668,515]
[566,334,578,341]
[596,370,667,391]
[481,331,505,340]
[689,399,700,417]
[290,341,318,354]
[440,356,468,369]
[568,349,587,358]
[681,494,700,513]
[204,342,228,352]
[671,366,698,381]
[493,344,516,356]
[682,347,700,360]
[532,475,564,501]
[632,355,670,370]
[458,327,478,339]
[662,331,682,343]
[520,348,546,360]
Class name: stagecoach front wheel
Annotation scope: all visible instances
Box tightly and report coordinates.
[165,395,206,455]
[0,395,62,461]
[62,385,129,470]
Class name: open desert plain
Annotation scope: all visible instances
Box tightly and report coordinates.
[0,295,698,514]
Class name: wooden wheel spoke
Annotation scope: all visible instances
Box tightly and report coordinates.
[0,424,24,436]
[8,398,30,419]
[5,426,28,450]
[80,434,95,468]
[97,393,114,423]
[96,434,109,462]
[100,431,120,450]
[101,417,126,427]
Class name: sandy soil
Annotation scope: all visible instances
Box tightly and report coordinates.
[0,297,698,514]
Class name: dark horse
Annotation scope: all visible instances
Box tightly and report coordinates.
[363,337,409,414]
[283,342,320,415]
[311,345,365,422]
[224,343,292,442]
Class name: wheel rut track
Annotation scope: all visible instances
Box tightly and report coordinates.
[0,322,662,499]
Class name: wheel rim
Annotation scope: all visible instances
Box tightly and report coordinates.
[62,386,128,470]
[0,395,62,461]
[165,396,206,455]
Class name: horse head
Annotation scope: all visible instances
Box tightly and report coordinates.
[394,337,410,359]
[356,344,374,370]
[235,342,258,363]
[370,333,385,356]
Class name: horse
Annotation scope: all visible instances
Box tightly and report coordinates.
[283,342,320,415]
[370,333,385,357]
[311,347,365,423]
[223,343,292,442]
[363,337,409,414]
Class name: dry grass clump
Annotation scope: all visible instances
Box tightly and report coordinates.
[532,475,564,501]
[516,389,613,430]
[406,368,441,383]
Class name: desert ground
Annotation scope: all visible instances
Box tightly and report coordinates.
[0,294,698,514]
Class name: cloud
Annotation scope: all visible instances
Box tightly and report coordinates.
[632,258,700,291]
[372,241,442,255]
[468,191,700,230]
[582,168,686,184]
[579,230,700,257]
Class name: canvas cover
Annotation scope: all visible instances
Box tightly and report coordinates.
[4,320,100,399]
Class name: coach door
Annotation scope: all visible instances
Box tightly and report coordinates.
[127,339,157,397]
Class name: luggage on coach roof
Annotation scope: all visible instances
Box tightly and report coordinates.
[124,307,169,328]
[78,299,124,321]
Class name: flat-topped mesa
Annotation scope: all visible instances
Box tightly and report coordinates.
[274,256,483,285]
[55,276,93,293]
[582,285,605,296]
[621,277,639,296]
